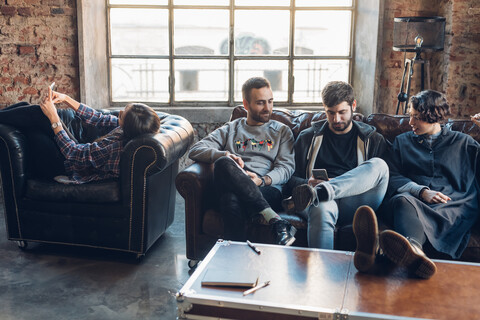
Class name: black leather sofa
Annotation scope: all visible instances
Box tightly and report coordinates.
[176,106,480,266]
[0,108,194,257]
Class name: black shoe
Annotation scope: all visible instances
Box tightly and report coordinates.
[379,230,437,279]
[281,196,296,214]
[291,184,316,212]
[353,205,379,273]
[271,219,296,246]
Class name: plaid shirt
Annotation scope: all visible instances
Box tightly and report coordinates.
[54,104,124,184]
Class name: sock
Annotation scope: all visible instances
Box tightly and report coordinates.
[316,185,329,202]
[259,207,281,224]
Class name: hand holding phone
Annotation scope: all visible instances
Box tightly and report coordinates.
[312,169,329,181]
[48,82,55,100]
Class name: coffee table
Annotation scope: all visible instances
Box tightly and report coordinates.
[177,240,480,319]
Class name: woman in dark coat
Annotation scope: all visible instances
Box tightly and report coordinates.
[381,90,479,278]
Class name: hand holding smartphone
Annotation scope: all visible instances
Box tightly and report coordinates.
[48,82,55,100]
[312,168,329,180]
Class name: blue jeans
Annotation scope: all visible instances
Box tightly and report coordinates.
[297,157,389,249]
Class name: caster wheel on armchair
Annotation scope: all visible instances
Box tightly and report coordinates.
[188,259,199,269]
[16,241,28,250]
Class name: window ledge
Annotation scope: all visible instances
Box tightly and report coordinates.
[153,106,233,123]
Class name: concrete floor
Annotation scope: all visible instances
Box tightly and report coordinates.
[0,191,192,320]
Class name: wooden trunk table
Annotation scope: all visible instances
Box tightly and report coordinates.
[177,240,480,319]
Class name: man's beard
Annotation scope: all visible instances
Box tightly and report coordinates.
[251,111,271,123]
[331,118,353,132]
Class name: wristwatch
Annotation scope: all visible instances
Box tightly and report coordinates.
[259,176,266,187]
[51,121,62,129]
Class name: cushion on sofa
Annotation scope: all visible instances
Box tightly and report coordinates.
[26,179,121,203]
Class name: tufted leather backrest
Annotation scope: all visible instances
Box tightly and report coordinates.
[230,105,480,144]
[366,114,480,144]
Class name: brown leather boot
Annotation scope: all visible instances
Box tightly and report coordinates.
[352,205,379,272]
[379,230,437,279]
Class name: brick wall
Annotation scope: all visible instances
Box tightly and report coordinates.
[0,0,78,108]
[1,1,478,117]
[378,0,480,116]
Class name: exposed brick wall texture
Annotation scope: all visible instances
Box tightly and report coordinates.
[1,1,478,119]
[378,0,479,117]
[0,0,78,108]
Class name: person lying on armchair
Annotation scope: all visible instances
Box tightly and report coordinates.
[0,84,160,184]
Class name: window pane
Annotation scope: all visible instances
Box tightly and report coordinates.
[174,9,229,55]
[110,9,168,56]
[175,0,229,5]
[109,0,167,4]
[235,10,289,55]
[234,60,288,102]
[293,60,349,103]
[236,0,290,6]
[175,59,229,101]
[112,59,169,102]
[295,11,351,56]
[296,0,352,7]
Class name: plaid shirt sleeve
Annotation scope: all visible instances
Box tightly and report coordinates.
[77,104,119,129]
[54,127,123,171]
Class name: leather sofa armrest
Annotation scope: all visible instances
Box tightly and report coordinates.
[0,124,29,197]
[176,162,215,237]
[120,114,194,204]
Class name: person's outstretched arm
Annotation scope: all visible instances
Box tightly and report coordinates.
[40,88,63,135]
[51,87,118,129]
[51,90,80,111]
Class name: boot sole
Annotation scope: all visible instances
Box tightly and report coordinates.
[284,226,297,246]
[281,197,296,215]
[352,206,378,272]
[292,185,314,212]
[379,230,437,279]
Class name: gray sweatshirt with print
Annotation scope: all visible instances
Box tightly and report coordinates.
[188,118,295,186]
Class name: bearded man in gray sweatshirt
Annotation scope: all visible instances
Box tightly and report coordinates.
[188,77,296,246]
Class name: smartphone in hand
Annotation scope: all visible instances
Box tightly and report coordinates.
[312,168,329,180]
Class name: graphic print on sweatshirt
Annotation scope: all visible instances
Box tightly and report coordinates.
[235,138,274,152]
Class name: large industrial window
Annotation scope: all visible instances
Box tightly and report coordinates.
[108,0,354,107]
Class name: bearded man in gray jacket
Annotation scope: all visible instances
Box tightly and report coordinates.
[188,77,296,246]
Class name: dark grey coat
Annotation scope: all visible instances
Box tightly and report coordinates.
[388,126,480,258]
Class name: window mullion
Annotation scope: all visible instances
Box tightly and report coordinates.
[229,0,235,107]
[288,0,296,105]
[169,0,175,105]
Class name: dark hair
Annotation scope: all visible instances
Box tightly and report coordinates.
[122,103,161,140]
[321,81,355,108]
[409,90,450,123]
[242,77,271,103]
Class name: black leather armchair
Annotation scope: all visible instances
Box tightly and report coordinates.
[0,108,194,257]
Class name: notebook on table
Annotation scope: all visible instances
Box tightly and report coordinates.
[201,267,259,288]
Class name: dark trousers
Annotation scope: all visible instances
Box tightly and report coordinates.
[0,102,54,135]
[384,195,427,245]
[0,102,66,178]
[213,156,283,241]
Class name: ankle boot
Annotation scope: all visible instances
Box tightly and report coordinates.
[353,205,379,272]
[379,230,437,279]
